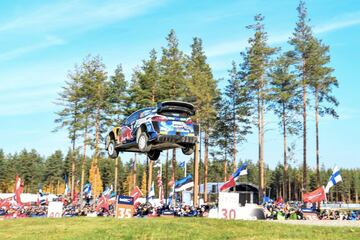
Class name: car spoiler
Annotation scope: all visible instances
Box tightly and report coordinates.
[156,101,196,116]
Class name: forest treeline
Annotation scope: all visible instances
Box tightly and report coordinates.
[1,1,353,202]
[0,148,359,202]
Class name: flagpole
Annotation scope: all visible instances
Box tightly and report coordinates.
[184,161,187,178]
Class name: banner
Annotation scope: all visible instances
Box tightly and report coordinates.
[47,201,63,218]
[218,192,239,220]
[303,186,326,203]
[115,196,134,219]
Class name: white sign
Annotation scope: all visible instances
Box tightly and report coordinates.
[47,201,63,218]
[218,192,239,220]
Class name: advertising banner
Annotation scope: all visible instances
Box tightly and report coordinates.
[218,192,239,220]
[115,196,134,219]
[47,201,63,218]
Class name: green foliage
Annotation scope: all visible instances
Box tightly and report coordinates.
[159,29,187,100]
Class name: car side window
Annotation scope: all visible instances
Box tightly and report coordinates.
[126,112,139,125]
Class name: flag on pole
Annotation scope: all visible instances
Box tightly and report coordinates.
[175,181,194,192]
[14,176,24,205]
[130,186,143,202]
[175,174,193,188]
[157,170,164,203]
[303,186,326,203]
[325,166,342,193]
[64,175,70,196]
[220,163,247,192]
[83,183,92,195]
[148,181,155,199]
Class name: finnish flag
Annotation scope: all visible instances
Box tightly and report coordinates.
[325,166,342,193]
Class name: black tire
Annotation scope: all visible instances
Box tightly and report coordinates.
[182,145,194,155]
[137,130,150,152]
[148,150,161,161]
[108,140,118,159]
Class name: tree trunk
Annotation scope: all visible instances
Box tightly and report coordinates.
[171,149,176,204]
[94,107,100,195]
[224,155,227,182]
[80,126,87,205]
[282,104,287,200]
[204,130,209,203]
[303,71,307,192]
[114,157,119,194]
[315,89,320,187]
[233,124,237,172]
[71,138,76,200]
[257,94,262,201]
[165,150,169,200]
[259,96,265,201]
[133,153,137,189]
[193,142,199,207]
[148,158,153,195]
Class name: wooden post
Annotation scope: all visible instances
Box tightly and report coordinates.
[133,153,137,189]
[193,142,199,207]
[148,158,153,197]
[114,156,119,195]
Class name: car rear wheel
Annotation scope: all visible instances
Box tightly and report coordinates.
[148,150,161,160]
[108,140,118,159]
[137,130,150,152]
[182,145,194,155]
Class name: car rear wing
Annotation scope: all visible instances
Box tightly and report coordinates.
[156,101,196,116]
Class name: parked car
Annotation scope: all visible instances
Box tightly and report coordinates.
[105,101,199,160]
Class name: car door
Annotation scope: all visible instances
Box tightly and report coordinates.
[121,112,139,143]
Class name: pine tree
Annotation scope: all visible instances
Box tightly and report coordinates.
[210,96,232,182]
[269,51,301,200]
[186,37,218,203]
[130,49,160,108]
[308,38,339,187]
[159,29,186,101]
[106,64,128,195]
[159,30,187,203]
[289,0,315,191]
[80,55,109,196]
[54,64,82,198]
[224,61,252,172]
[243,14,277,200]
[44,150,64,190]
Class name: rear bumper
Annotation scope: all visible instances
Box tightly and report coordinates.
[155,135,197,144]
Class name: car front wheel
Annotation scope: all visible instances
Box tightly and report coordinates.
[108,140,118,159]
[137,131,150,152]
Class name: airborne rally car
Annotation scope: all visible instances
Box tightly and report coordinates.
[105,101,199,160]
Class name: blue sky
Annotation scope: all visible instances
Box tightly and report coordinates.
[0,0,359,169]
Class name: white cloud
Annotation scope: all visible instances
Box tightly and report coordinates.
[0,0,165,33]
[207,12,360,58]
[0,36,66,62]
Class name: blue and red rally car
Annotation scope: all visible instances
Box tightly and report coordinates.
[105,101,199,160]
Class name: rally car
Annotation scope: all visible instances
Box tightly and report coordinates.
[105,101,199,160]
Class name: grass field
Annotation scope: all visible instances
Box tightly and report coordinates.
[0,218,359,240]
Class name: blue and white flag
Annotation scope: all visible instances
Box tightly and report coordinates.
[325,166,342,193]
[102,185,113,197]
[83,183,91,195]
[232,162,247,180]
[179,161,185,168]
[175,174,193,188]
[64,175,70,195]
[148,181,155,199]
